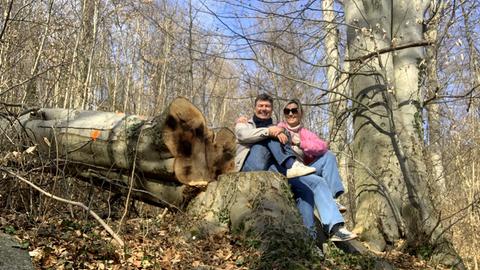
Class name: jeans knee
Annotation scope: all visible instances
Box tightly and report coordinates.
[325,151,337,161]
[250,144,270,159]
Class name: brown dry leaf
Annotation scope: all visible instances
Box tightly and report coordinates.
[24,145,37,154]
[172,253,182,264]
[43,254,57,268]
[162,247,174,262]
[29,247,44,261]
[43,137,51,147]
[132,259,142,268]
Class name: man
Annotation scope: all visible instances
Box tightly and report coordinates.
[234,93,357,243]
[234,93,315,178]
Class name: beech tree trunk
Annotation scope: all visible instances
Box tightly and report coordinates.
[345,0,463,268]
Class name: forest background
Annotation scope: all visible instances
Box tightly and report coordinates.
[0,0,478,269]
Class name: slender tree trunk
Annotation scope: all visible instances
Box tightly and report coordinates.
[461,1,480,109]
[112,65,118,111]
[81,0,99,110]
[64,28,81,109]
[322,0,350,194]
[73,0,96,109]
[23,0,54,107]
[425,0,447,193]
[188,0,195,101]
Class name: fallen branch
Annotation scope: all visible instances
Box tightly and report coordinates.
[1,167,125,247]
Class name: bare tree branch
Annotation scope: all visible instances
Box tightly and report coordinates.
[1,167,125,248]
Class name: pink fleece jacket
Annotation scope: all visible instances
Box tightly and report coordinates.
[277,121,329,164]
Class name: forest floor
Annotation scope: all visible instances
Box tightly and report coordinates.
[0,167,454,270]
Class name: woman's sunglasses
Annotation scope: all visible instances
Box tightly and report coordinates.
[283,108,299,115]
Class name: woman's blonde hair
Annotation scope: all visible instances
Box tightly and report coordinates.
[283,99,303,117]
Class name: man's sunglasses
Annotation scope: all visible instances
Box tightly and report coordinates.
[283,108,299,115]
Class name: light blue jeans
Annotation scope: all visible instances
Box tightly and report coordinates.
[241,139,292,175]
[289,174,344,238]
[241,140,344,238]
[308,151,345,199]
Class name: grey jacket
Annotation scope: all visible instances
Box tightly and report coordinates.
[234,119,270,171]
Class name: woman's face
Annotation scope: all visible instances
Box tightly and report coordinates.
[283,102,301,126]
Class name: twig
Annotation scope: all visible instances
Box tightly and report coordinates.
[118,127,143,231]
[1,167,125,247]
[345,41,433,63]
[0,0,13,43]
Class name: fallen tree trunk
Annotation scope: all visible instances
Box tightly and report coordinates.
[16,98,235,188]
[1,98,235,209]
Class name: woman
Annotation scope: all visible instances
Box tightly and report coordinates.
[278,99,356,241]
[278,99,346,202]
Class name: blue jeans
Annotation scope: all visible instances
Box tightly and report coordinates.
[241,139,294,175]
[308,151,345,199]
[241,140,344,238]
[267,163,344,239]
[289,174,344,237]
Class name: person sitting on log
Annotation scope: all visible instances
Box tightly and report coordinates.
[234,93,316,178]
[234,93,357,242]
[277,99,356,241]
[278,99,347,213]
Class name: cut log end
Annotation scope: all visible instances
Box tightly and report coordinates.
[209,128,236,178]
[162,97,235,186]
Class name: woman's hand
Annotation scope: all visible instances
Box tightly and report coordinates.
[277,132,289,144]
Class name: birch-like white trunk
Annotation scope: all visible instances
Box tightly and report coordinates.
[425,0,447,193]
[322,0,350,195]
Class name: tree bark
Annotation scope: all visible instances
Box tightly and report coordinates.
[322,0,353,211]
[16,97,236,189]
[424,0,447,194]
[187,171,322,269]
[345,0,464,267]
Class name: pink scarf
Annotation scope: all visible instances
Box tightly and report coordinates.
[284,123,302,133]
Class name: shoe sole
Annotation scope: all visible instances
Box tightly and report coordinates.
[286,169,316,179]
[330,234,358,242]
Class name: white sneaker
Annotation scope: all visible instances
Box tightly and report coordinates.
[286,160,316,178]
[330,227,358,242]
[336,201,347,213]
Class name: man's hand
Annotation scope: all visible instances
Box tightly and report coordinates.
[236,116,248,124]
[277,132,288,144]
[268,126,284,137]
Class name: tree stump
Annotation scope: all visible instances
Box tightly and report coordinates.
[188,171,323,269]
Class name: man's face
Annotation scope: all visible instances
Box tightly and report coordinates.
[254,100,273,120]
